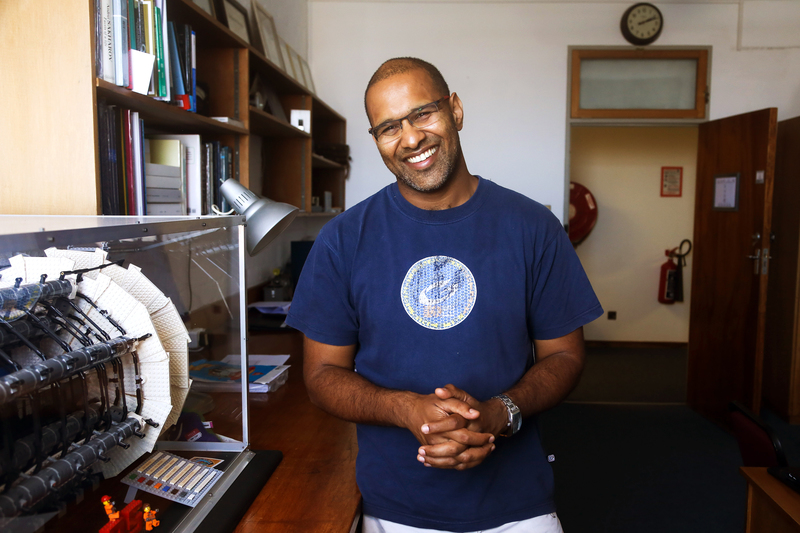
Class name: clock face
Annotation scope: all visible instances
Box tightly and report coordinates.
[621,3,663,45]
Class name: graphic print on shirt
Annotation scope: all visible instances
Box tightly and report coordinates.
[400,256,477,330]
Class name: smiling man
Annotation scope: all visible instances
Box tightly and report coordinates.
[286,57,602,533]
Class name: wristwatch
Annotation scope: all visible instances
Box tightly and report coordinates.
[492,394,522,437]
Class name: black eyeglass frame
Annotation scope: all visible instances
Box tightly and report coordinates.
[368,95,451,141]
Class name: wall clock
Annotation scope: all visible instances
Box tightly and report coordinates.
[621,3,663,46]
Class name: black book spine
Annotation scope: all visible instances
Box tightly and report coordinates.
[107,105,119,214]
[137,0,146,51]
[97,102,114,215]
[212,141,221,209]
[183,24,192,95]
[95,0,103,79]
[139,117,146,215]
[220,147,231,212]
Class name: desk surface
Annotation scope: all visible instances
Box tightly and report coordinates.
[229,329,361,533]
[741,467,800,531]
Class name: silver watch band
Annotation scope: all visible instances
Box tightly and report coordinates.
[492,394,522,436]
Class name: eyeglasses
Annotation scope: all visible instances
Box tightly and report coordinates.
[368,96,450,144]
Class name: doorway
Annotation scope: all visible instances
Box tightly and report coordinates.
[569,125,698,344]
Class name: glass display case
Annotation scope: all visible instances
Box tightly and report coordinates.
[0,215,277,533]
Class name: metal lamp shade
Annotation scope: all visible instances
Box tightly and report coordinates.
[220,179,299,256]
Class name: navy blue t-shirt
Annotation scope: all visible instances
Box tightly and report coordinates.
[287,177,602,531]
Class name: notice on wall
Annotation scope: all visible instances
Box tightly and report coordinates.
[661,167,683,197]
[713,175,740,211]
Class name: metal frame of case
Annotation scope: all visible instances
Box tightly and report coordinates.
[0,215,255,532]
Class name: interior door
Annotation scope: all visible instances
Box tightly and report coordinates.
[763,116,800,422]
[687,108,777,424]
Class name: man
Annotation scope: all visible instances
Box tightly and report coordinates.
[287,57,602,533]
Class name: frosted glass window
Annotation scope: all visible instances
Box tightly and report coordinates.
[579,59,698,110]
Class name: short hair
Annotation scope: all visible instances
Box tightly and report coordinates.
[364,57,450,122]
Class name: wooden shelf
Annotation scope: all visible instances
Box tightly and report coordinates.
[313,96,346,122]
[312,153,344,169]
[249,106,309,138]
[250,49,309,96]
[169,0,248,50]
[96,79,248,135]
[2,0,346,219]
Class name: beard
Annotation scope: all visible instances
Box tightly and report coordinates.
[383,134,462,194]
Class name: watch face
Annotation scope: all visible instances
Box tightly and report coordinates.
[622,3,663,45]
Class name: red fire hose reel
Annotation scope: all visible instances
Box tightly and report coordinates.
[568,182,598,245]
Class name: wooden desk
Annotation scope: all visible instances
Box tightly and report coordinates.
[742,467,800,532]
[230,329,361,533]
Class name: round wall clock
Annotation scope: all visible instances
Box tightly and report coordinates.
[621,3,663,46]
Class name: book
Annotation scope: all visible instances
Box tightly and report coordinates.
[95,0,104,79]
[120,0,130,88]
[142,0,154,55]
[144,174,181,188]
[122,109,135,214]
[146,187,182,202]
[190,30,196,111]
[167,21,188,109]
[139,115,147,214]
[115,106,128,213]
[176,23,190,97]
[146,202,183,215]
[111,0,122,85]
[153,5,166,97]
[147,138,185,213]
[149,134,201,215]
[135,0,146,52]
[189,356,290,393]
[202,142,214,214]
[97,102,116,214]
[112,0,123,85]
[141,0,155,95]
[145,162,180,177]
[128,0,137,85]
[159,0,171,102]
[131,111,145,215]
[101,0,115,82]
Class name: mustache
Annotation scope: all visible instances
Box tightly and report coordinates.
[399,142,438,160]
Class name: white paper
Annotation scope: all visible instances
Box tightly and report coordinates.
[130,50,156,95]
[714,176,738,209]
[290,109,311,132]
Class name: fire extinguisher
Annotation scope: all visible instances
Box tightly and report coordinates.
[658,239,692,304]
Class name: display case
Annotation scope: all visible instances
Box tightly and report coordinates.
[0,215,279,533]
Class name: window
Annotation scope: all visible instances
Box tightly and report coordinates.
[570,48,709,120]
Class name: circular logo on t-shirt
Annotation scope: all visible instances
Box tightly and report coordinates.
[400,256,477,330]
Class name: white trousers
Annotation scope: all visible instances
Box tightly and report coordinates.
[363,513,564,533]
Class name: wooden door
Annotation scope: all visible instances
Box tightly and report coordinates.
[763,116,800,423]
[688,108,777,424]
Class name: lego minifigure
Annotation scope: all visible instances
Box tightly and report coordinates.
[143,503,160,530]
[101,495,120,522]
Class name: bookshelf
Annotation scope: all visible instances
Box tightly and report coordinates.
[0,0,347,216]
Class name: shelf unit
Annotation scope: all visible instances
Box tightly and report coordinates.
[0,0,346,216]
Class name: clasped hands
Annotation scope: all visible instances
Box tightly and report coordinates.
[406,384,507,471]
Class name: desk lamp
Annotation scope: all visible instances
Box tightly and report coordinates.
[220,179,299,256]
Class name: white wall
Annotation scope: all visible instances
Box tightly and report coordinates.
[308,1,800,222]
[571,126,698,342]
